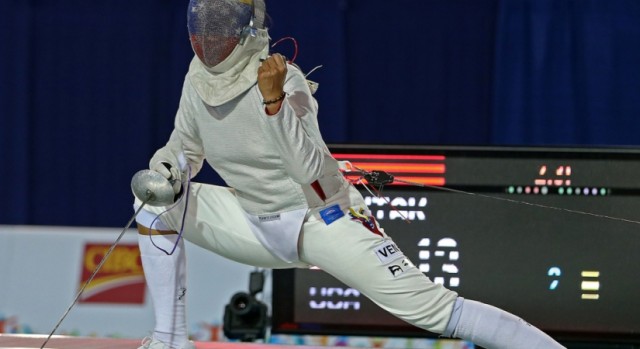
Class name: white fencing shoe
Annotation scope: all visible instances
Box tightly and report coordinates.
[138,337,196,349]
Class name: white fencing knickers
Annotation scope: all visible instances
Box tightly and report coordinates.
[134,182,459,334]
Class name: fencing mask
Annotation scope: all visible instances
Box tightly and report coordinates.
[187,0,267,68]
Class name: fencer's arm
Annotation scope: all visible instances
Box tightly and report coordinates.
[149,82,205,180]
[258,63,327,185]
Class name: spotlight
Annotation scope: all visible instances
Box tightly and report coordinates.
[223,270,268,342]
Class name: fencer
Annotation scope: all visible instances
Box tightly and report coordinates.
[132,1,567,348]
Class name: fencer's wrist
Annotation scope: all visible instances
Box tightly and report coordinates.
[263,91,285,116]
[262,91,286,105]
[265,100,283,116]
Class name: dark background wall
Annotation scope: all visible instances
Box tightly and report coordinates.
[1,0,639,227]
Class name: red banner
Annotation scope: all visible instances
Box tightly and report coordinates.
[78,243,146,304]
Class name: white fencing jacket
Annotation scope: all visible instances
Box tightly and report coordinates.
[149,57,347,262]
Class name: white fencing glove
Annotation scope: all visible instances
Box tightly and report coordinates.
[151,162,182,195]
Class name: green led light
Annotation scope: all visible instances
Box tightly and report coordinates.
[600,188,607,196]
[558,187,564,195]
[508,186,515,194]
[567,187,573,195]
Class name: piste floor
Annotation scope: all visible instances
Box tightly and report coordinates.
[0,334,356,349]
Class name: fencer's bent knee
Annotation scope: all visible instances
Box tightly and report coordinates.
[133,202,174,234]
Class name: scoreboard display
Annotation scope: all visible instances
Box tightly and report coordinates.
[271,145,640,344]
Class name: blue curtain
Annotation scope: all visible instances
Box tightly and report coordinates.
[344,0,498,144]
[492,0,640,145]
[1,0,639,227]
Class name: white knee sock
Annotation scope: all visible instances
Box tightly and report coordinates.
[138,233,188,349]
[443,298,566,349]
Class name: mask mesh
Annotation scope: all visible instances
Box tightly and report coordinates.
[187,0,266,67]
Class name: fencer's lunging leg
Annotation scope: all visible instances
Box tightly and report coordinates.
[443,298,566,349]
[138,226,188,349]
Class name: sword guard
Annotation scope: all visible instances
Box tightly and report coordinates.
[131,169,177,206]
